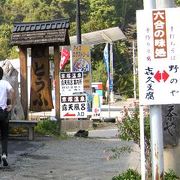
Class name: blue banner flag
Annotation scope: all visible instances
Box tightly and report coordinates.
[103,43,110,90]
[103,43,109,74]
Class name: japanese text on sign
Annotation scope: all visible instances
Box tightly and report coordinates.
[162,105,180,146]
[60,72,83,95]
[30,46,53,111]
[153,10,167,59]
[137,8,180,105]
[72,45,90,59]
[60,94,87,118]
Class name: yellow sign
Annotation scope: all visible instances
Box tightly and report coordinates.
[92,93,101,119]
[72,44,91,91]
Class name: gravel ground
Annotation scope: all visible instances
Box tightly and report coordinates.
[0,135,140,180]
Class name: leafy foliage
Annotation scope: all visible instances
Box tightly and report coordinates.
[117,106,150,146]
[176,0,180,6]
[35,119,59,136]
[112,168,180,180]
[164,169,180,180]
[0,24,15,59]
[1,0,180,96]
[92,60,107,88]
[116,106,180,179]
[112,169,141,180]
[0,0,144,97]
[117,105,151,178]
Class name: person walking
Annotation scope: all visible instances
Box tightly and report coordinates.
[0,66,15,166]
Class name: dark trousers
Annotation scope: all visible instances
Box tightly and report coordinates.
[0,110,9,156]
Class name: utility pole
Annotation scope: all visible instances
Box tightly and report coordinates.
[76,0,81,44]
[156,0,177,179]
[151,1,175,180]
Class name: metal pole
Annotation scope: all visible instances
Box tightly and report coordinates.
[150,106,164,179]
[76,0,81,44]
[155,1,176,179]
[149,0,175,179]
[147,0,164,178]
[142,1,156,179]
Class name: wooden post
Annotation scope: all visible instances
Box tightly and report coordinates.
[19,46,28,119]
[54,45,61,133]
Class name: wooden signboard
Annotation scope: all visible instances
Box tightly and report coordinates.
[30,45,53,111]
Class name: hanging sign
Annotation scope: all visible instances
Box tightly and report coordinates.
[60,71,83,95]
[60,94,87,118]
[30,46,53,111]
[137,8,180,105]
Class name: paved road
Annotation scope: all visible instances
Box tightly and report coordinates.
[0,130,140,180]
[67,128,119,139]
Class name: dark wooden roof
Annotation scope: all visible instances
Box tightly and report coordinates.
[11,19,70,46]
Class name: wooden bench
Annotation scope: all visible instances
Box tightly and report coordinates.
[9,120,38,140]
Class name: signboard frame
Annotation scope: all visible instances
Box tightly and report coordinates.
[137,8,180,105]
[60,71,83,95]
[60,94,87,119]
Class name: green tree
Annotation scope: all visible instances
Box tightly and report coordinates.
[92,60,107,88]
[0,0,144,98]
[86,0,118,30]
[0,24,16,60]
[176,0,180,5]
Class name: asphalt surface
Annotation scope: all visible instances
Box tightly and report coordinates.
[0,129,140,180]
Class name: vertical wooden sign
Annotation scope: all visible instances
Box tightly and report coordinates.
[30,45,53,111]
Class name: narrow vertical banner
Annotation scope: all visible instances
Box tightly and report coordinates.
[60,47,70,70]
[103,43,110,90]
[30,45,53,111]
[72,44,92,112]
[109,43,113,92]
[92,91,101,120]
[103,43,110,79]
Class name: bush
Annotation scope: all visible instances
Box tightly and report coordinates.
[116,105,180,179]
[35,119,59,136]
[117,106,150,146]
[165,169,180,180]
[112,169,141,180]
[112,169,180,180]
[117,106,151,177]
